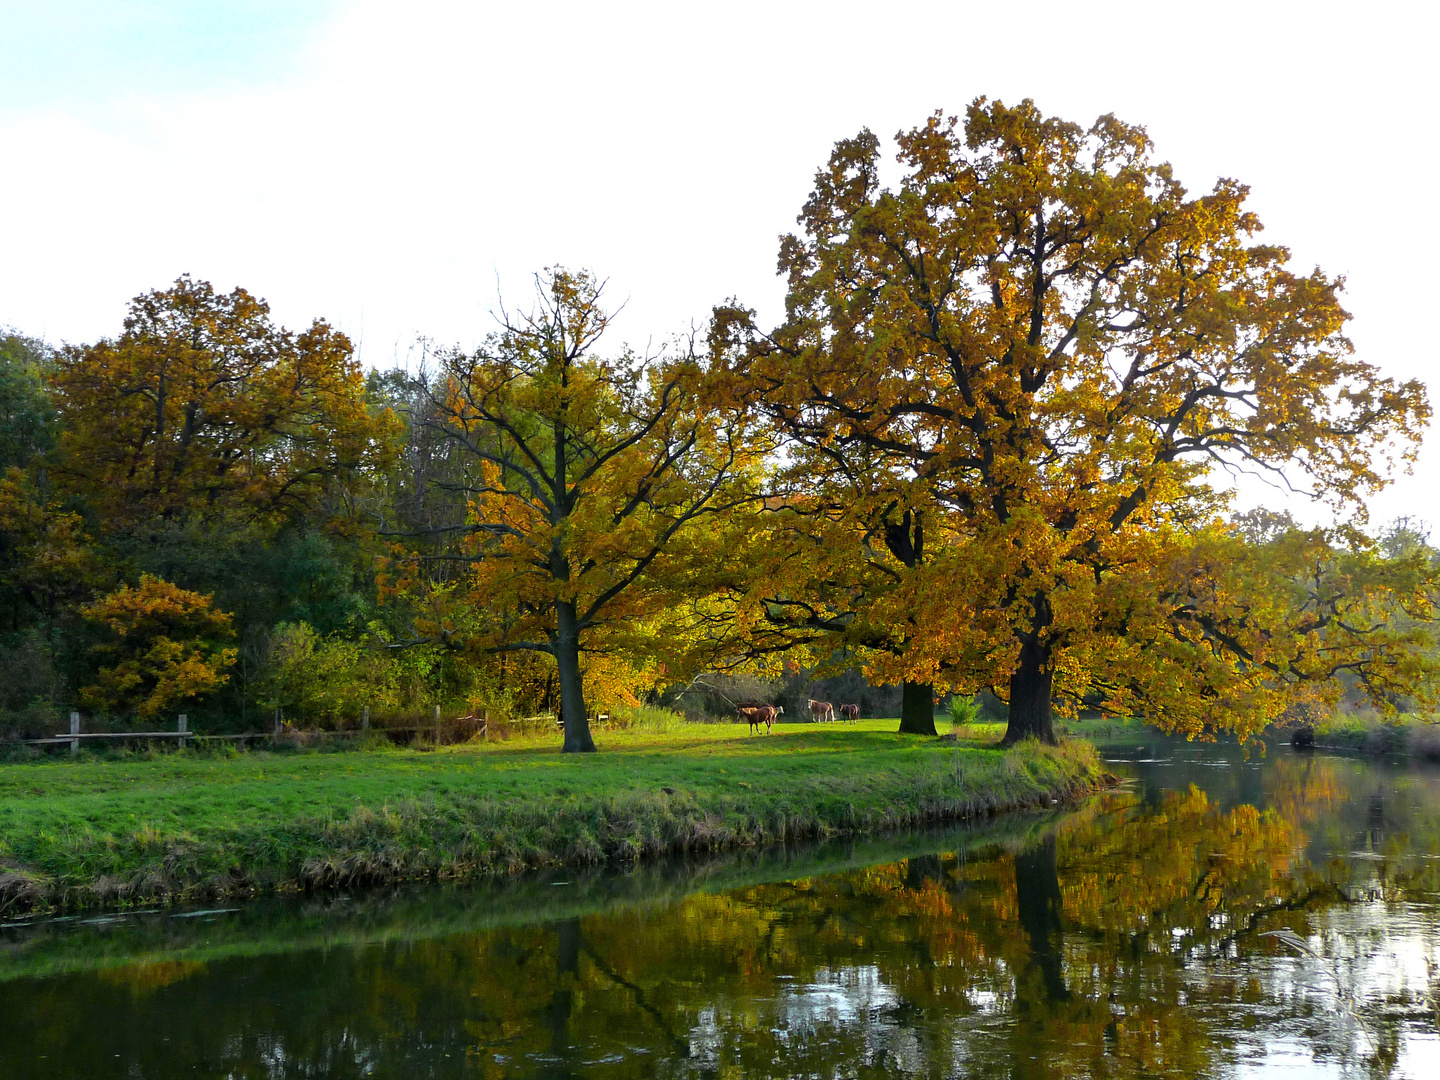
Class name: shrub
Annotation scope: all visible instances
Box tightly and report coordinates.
[949,695,981,729]
[79,575,236,720]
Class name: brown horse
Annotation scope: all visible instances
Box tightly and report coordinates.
[737,705,775,735]
[807,699,835,723]
[839,703,860,722]
[757,704,778,733]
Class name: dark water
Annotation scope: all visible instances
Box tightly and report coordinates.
[2,741,1438,1079]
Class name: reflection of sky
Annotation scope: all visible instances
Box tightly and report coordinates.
[683,919,1439,1080]
[685,867,1439,1074]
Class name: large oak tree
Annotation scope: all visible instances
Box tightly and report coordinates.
[716,99,1429,743]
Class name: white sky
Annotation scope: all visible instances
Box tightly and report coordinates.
[2,0,1436,531]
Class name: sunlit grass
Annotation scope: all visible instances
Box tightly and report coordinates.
[0,717,1107,914]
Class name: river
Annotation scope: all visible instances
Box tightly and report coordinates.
[2,737,1437,1078]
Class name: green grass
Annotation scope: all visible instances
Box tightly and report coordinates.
[0,719,1108,915]
[1311,712,1440,758]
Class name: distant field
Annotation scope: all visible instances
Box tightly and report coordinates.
[0,719,1107,914]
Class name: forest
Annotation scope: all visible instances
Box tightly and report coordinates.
[2,98,1437,754]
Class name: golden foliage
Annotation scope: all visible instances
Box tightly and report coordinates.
[0,466,92,613]
[50,276,399,535]
[80,575,236,719]
[402,269,768,744]
[713,98,1431,740]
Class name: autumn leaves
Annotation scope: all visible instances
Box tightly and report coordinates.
[7,97,1434,748]
[707,98,1432,745]
[404,270,766,751]
[398,98,1433,753]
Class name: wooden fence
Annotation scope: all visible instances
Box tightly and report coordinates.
[4,706,495,753]
[1,705,634,753]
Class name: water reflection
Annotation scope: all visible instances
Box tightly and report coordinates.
[2,746,1438,1078]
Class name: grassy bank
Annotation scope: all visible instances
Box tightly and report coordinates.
[0,720,1107,915]
[1310,712,1440,759]
[1,812,1067,982]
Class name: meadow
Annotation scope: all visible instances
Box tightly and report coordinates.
[0,718,1106,914]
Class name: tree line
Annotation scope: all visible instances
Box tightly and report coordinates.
[2,98,1436,751]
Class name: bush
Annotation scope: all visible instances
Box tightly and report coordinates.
[79,576,236,721]
[948,695,981,728]
[257,621,402,729]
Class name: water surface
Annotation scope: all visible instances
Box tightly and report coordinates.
[2,739,1438,1078]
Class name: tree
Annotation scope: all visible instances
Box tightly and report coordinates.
[80,575,236,719]
[716,98,1429,743]
[413,270,762,752]
[1102,523,1439,738]
[0,331,56,470]
[0,468,92,633]
[50,276,398,538]
[691,455,962,735]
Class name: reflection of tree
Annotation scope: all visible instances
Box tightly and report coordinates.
[1014,835,1068,1005]
[545,918,580,1063]
[0,756,1435,1078]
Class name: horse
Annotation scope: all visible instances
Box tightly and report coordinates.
[737,705,774,735]
[807,699,835,723]
[839,703,860,723]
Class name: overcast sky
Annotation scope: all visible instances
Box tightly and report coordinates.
[2,0,1435,530]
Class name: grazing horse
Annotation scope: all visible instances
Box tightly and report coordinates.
[839,703,860,723]
[807,699,835,723]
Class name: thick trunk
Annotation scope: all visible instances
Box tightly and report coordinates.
[554,601,595,753]
[881,511,935,738]
[1003,638,1057,745]
[898,680,937,736]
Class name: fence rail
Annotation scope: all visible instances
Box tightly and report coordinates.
[1,709,541,752]
[15,731,191,745]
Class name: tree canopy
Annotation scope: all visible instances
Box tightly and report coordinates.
[397,270,764,751]
[51,276,397,539]
[0,100,1435,746]
[713,98,1431,743]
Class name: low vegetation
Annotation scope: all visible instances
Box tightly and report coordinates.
[1310,712,1440,759]
[0,720,1107,915]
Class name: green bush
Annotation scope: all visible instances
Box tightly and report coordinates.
[949,695,981,729]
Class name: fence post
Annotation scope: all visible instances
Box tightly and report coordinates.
[361,705,370,732]
[273,707,282,739]
[433,704,441,746]
[178,713,188,744]
[69,711,80,754]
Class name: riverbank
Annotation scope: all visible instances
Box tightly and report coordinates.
[1055,712,1440,761]
[0,721,1109,915]
[1308,712,1440,759]
[1,812,1068,982]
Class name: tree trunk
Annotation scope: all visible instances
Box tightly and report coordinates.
[898,680,937,736]
[1003,638,1057,745]
[554,601,595,753]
